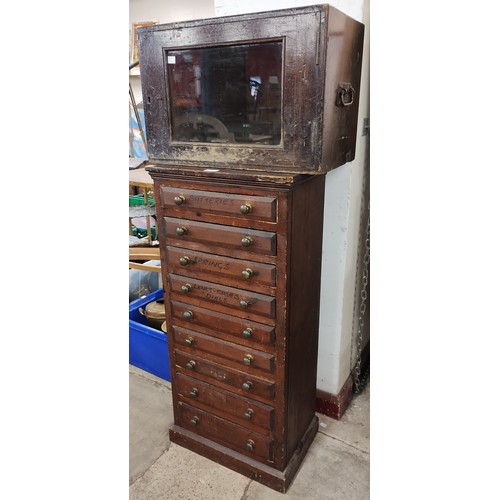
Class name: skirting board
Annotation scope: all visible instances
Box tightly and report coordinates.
[315,341,370,420]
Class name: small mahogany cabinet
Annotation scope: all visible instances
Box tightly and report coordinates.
[138,4,364,174]
[149,167,325,491]
[137,4,364,492]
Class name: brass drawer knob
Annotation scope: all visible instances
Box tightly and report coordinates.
[183,310,194,319]
[186,360,196,370]
[241,268,254,280]
[243,354,253,366]
[179,256,190,266]
[244,409,254,420]
[176,226,188,236]
[242,328,253,339]
[189,416,199,426]
[181,284,191,294]
[189,388,199,398]
[240,204,252,215]
[240,300,250,309]
[174,195,185,206]
[242,381,253,391]
[185,336,195,347]
[241,236,252,247]
[245,439,255,451]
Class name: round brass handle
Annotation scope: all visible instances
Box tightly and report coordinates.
[242,381,253,391]
[174,195,185,206]
[189,388,199,398]
[244,409,254,420]
[241,236,252,247]
[189,416,199,426]
[185,336,195,347]
[241,268,254,280]
[176,226,188,236]
[240,300,250,309]
[186,360,196,370]
[242,328,253,339]
[245,439,255,451]
[243,354,253,366]
[240,204,252,215]
[181,284,191,294]
[179,256,190,266]
[183,310,194,320]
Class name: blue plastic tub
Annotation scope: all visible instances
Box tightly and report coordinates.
[129,288,171,381]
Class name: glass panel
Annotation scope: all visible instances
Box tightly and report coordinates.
[167,41,282,145]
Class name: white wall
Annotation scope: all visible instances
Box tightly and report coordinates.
[318,0,370,395]
[130,0,214,23]
[129,0,215,101]
[214,0,364,18]
[214,0,370,395]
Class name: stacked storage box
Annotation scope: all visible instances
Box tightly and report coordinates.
[129,288,171,381]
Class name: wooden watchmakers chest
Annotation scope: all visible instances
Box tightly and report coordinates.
[138,4,364,492]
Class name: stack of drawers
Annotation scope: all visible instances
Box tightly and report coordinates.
[151,169,325,492]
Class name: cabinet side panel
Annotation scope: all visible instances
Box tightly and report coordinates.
[285,174,326,458]
[138,29,169,157]
[321,7,365,170]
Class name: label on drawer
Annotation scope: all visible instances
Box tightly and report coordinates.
[170,274,275,320]
[166,246,276,291]
[161,186,277,222]
[174,349,275,401]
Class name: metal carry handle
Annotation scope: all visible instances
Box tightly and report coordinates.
[336,83,355,107]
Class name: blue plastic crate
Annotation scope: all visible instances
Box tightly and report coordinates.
[129,288,171,381]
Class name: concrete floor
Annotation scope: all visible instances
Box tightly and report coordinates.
[129,365,370,499]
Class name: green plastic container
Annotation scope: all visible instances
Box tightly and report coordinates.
[129,194,155,206]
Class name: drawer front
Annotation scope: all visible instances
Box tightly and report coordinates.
[167,246,276,289]
[160,186,277,223]
[173,326,275,374]
[170,301,275,347]
[169,274,276,320]
[176,373,274,432]
[175,349,275,401]
[165,217,277,256]
[178,401,274,462]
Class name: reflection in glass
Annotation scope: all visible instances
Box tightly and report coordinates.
[166,42,282,145]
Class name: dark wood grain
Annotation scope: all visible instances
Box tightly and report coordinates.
[160,186,277,222]
[174,349,276,401]
[177,401,275,463]
[166,246,276,293]
[172,326,275,374]
[285,174,325,459]
[169,300,276,349]
[151,169,325,490]
[169,415,318,492]
[137,6,364,491]
[165,217,277,257]
[138,5,364,174]
[176,373,275,432]
[169,274,276,320]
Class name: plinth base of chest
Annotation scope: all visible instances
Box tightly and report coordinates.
[169,415,319,493]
